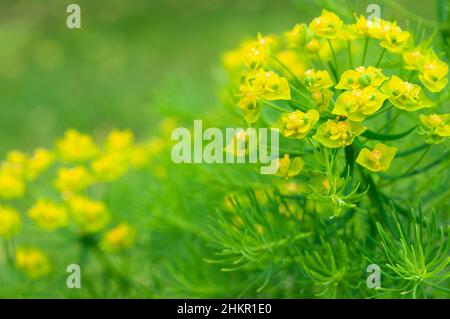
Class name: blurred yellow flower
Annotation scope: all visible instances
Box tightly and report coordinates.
[285,23,313,48]
[335,66,388,90]
[309,10,343,39]
[15,248,50,279]
[313,119,366,148]
[68,195,110,233]
[106,129,134,151]
[275,50,307,78]
[241,38,270,70]
[303,69,333,91]
[419,113,450,144]
[368,19,410,53]
[1,150,27,177]
[26,148,54,181]
[311,88,333,110]
[54,166,94,194]
[92,152,129,182]
[418,51,448,93]
[28,199,68,231]
[403,44,428,70]
[0,172,25,200]
[129,145,151,168]
[381,75,433,111]
[332,87,387,121]
[274,154,303,178]
[356,143,397,172]
[237,83,262,124]
[274,109,319,139]
[0,206,21,238]
[101,223,135,253]
[253,70,291,101]
[56,129,99,162]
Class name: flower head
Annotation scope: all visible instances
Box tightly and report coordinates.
[274,109,320,139]
[356,143,397,172]
[56,129,99,162]
[26,148,54,181]
[253,70,291,101]
[335,66,388,90]
[68,196,110,233]
[54,166,94,194]
[332,87,387,121]
[309,10,343,39]
[418,51,448,92]
[106,130,134,151]
[403,43,429,70]
[0,172,25,200]
[381,75,433,111]
[303,69,333,91]
[274,154,303,178]
[419,113,450,144]
[15,248,50,279]
[313,120,366,148]
[92,152,129,182]
[28,199,68,231]
[285,23,313,48]
[0,206,21,238]
[368,19,410,53]
[101,223,136,253]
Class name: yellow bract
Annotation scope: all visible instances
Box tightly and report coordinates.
[274,109,319,139]
[274,154,303,178]
[381,76,433,111]
[356,143,397,172]
[101,223,136,253]
[335,66,388,90]
[333,87,387,121]
[28,199,68,231]
[15,248,50,279]
[309,10,343,39]
[419,113,450,144]
[368,19,410,53]
[418,51,448,93]
[285,23,313,48]
[0,206,21,238]
[403,44,428,70]
[54,166,94,194]
[303,69,333,91]
[68,195,110,233]
[0,172,25,200]
[56,129,99,162]
[313,120,366,148]
[311,88,333,111]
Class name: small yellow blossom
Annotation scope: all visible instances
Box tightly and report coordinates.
[418,51,448,93]
[381,75,433,111]
[28,199,68,231]
[237,83,262,124]
[303,69,333,91]
[313,120,366,148]
[403,44,429,70]
[305,38,321,53]
[274,154,303,178]
[332,87,387,121]
[335,66,388,90]
[68,195,110,233]
[285,23,313,48]
[0,172,25,200]
[311,88,333,110]
[54,166,94,194]
[253,70,291,101]
[0,206,21,238]
[92,152,129,182]
[15,248,50,279]
[419,113,450,144]
[274,109,320,139]
[106,129,134,151]
[309,10,343,39]
[241,38,270,70]
[101,223,135,253]
[56,129,99,162]
[368,19,410,53]
[1,150,27,177]
[356,143,397,172]
[354,15,371,37]
[26,148,54,181]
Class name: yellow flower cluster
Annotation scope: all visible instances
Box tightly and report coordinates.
[15,248,50,279]
[0,206,21,238]
[28,199,68,231]
[100,223,136,253]
[224,10,448,177]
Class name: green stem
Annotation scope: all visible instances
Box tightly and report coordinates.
[361,37,369,65]
[263,101,291,113]
[347,41,353,69]
[327,39,339,76]
[375,48,387,68]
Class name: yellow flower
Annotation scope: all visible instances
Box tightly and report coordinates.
[274,109,320,139]
[26,148,54,181]
[418,51,448,92]
[28,199,68,231]
[1,150,27,177]
[305,38,321,53]
[274,154,303,178]
[129,145,151,168]
[56,129,99,162]
[54,166,94,194]
[303,69,333,91]
[15,248,50,279]
[332,87,387,121]
[100,223,135,253]
[241,38,270,70]
[419,113,450,144]
[285,23,313,48]
[403,44,429,70]
[237,83,262,124]
[335,66,388,90]
[275,50,307,78]
[368,19,410,53]
[354,15,370,37]
[381,76,433,111]
[253,70,291,101]
[106,129,134,151]
[313,119,367,148]
[309,10,343,39]
[0,206,21,238]
[68,195,110,233]
[0,172,25,200]
[92,152,129,182]
[311,89,334,111]
[356,143,397,172]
